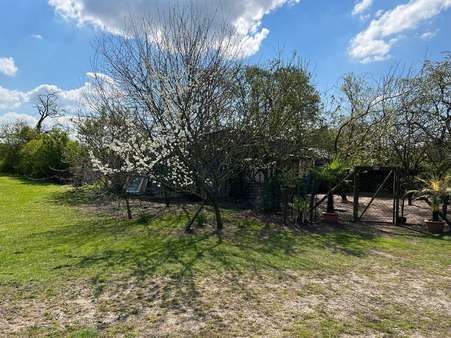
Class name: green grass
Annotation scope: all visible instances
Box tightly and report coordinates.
[0,175,450,336]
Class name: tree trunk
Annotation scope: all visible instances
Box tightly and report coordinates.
[125,194,132,220]
[163,187,170,207]
[282,190,289,225]
[36,119,43,133]
[442,197,449,220]
[185,201,205,234]
[212,199,223,234]
[327,192,335,213]
[204,187,223,235]
[309,179,316,222]
[339,191,348,202]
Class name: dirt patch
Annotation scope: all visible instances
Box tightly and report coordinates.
[2,264,450,337]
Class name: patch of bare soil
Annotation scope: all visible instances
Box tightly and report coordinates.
[2,264,450,337]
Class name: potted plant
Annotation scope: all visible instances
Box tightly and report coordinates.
[314,158,347,224]
[411,176,450,234]
[293,196,309,225]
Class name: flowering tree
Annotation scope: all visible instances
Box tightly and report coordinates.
[82,7,258,232]
[78,106,193,219]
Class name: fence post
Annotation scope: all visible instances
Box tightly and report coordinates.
[353,169,359,222]
[309,176,316,223]
[393,169,400,225]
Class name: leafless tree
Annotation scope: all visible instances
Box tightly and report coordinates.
[35,91,59,132]
[413,54,451,175]
[333,71,405,164]
[334,55,450,198]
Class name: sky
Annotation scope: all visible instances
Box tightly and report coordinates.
[0,0,450,126]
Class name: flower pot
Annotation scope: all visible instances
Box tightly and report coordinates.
[424,220,445,234]
[321,212,339,224]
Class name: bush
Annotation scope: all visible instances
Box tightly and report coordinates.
[0,123,80,179]
[18,129,75,178]
[0,124,37,173]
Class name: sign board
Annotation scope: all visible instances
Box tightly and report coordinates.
[126,176,148,194]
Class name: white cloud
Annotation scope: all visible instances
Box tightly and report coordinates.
[0,73,100,129]
[0,112,37,126]
[349,0,451,63]
[359,13,371,21]
[25,83,91,113]
[375,9,384,18]
[31,34,44,40]
[0,111,77,132]
[0,57,18,77]
[48,0,299,58]
[0,87,26,110]
[352,0,373,16]
[233,28,270,58]
[419,29,439,40]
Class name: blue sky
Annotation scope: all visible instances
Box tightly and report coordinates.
[0,0,450,125]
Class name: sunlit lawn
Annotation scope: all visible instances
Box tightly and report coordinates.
[0,176,450,337]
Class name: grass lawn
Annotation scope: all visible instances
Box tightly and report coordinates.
[0,175,450,337]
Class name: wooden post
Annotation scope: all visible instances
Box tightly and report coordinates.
[353,169,359,222]
[392,169,399,225]
[392,170,396,224]
[395,170,400,225]
[309,176,316,223]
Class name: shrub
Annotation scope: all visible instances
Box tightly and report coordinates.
[0,123,80,180]
[0,124,37,173]
[18,129,73,178]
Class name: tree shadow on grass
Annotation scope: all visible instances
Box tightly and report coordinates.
[29,210,311,322]
[50,185,118,206]
[29,203,446,328]
[289,223,378,257]
[248,210,383,257]
[34,208,404,282]
[4,175,58,187]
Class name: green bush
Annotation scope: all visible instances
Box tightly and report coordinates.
[18,129,74,178]
[0,124,80,179]
[0,125,37,173]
